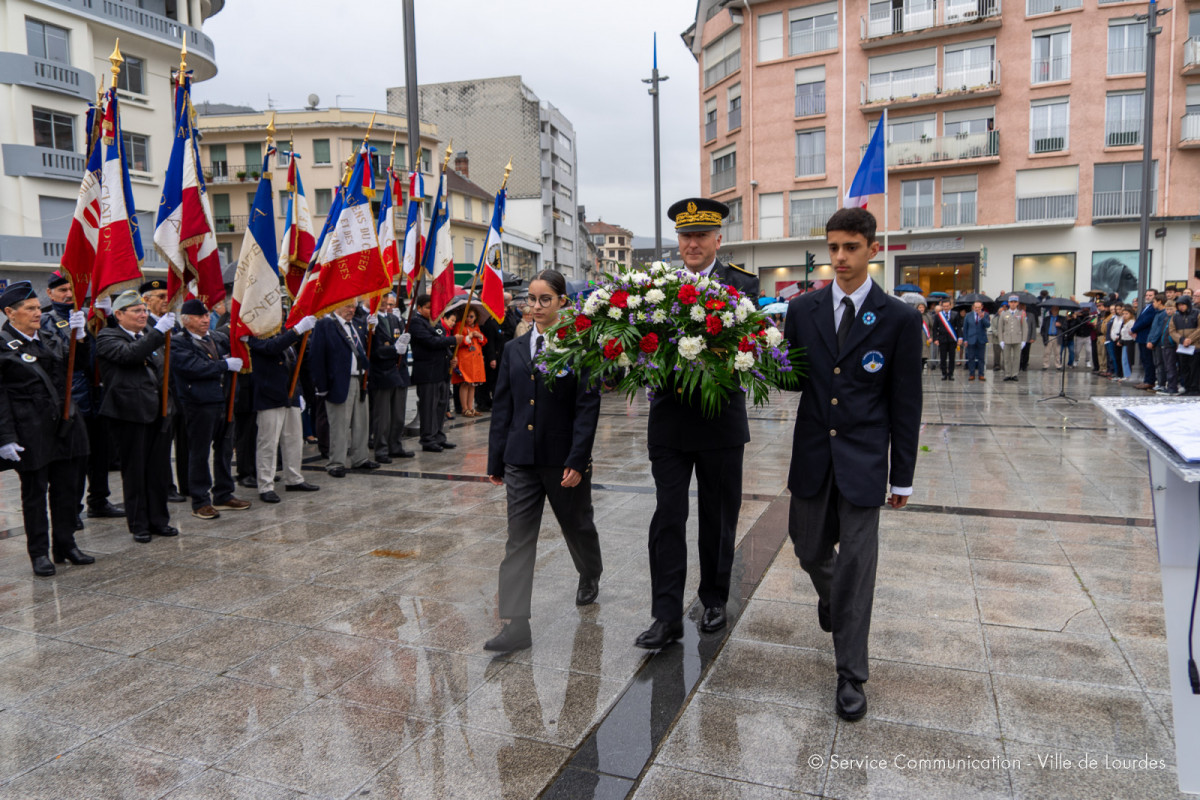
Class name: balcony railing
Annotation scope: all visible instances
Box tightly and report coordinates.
[204,165,263,183]
[796,153,826,176]
[1105,119,1142,147]
[213,215,248,233]
[1108,46,1145,75]
[704,50,740,88]
[1031,128,1068,153]
[795,90,826,117]
[944,61,999,92]
[722,221,743,242]
[1016,193,1077,221]
[1031,54,1070,83]
[1026,0,1082,15]
[1,143,86,181]
[712,166,736,192]
[790,27,838,55]
[862,0,1001,40]
[901,204,935,228]
[790,212,834,238]
[863,61,999,104]
[864,129,999,167]
[1093,189,1156,218]
[704,119,717,141]
[1185,37,1200,71]
[0,52,96,101]
[728,107,741,130]
[36,0,216,73]
[1183,113,1200,142]
[942,199,977,226]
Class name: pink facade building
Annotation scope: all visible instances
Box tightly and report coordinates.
[683,0,1200,300]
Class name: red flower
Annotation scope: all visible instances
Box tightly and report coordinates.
[677,284,699,305]
[556,326,569,340]
[738,336,756,353]
[705,315,723,335]
[705,299,726,311]
[610,290,629,309]
[728,287,741,300]
[603,338,624,360]
[574,315,592,332]
[639,333,659,353]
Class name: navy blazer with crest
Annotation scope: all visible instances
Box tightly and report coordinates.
[784,279,923,507]
[309,314,369,404]
[487,330,600,477]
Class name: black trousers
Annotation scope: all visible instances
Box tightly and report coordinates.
[416,381,449,446]
[938,341,956,376]
[1180,352,1199,393]
[109,417,173,535]
[498,464,603,619]
[171,405,189,493]
[1019,339,1031,370]
[370,385,409,457]
[19,459,80,560]
[234,409,257,480]
[76,414,113,511]
[647,444,743,622]
[184,404,236,509]
[789,469,881,683]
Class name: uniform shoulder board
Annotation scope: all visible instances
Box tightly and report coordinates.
[729,263,755,276]
[56,319,69,328]
[6,340,20,350]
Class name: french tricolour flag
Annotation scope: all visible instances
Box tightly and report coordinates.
[60,108,104,308]
[423,170,454,320]
[401,170,425,285]
[478,187,506,323]
[278,152,315,299]
[229,148,280,367]
[845,109,887,209]
[90,91,143,314]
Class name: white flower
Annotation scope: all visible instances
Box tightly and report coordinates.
[595,289,611,301]
[736,298,755,321]
[765,327,784,348]
[651,309,667,323]
[636,312,647,322]
[583,295,600,315]
[626,295,643,308]
[645,288,666,304]
[650,261,670,273]
[696,277,711,291]
[607,306,623,320]
[720,312,735,327]
[734,351,755,371]
[628,271,650,285]
[653,278,668,288]
[678,335,706,360]
[689,305,706,322]
[616,352,632,368]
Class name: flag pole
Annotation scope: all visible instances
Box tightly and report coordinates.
[882,108,888,291]
[161,40,183,419]
[361,116,377,396]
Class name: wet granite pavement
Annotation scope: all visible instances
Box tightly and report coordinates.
[0,362,1187,799]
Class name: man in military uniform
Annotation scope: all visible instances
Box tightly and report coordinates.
[995,295,1028,381]
[40,272,124,525]
[636,198,759,649]
[0,282,93,576]
[142,278,187,503]
[96,290,178,543]
[369,292,414,462]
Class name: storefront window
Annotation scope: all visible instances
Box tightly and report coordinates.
[898,258,976,297]
[761,262,884,297]
[1014,252,1076,298]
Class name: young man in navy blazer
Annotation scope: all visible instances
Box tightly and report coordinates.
[784,207,923,721]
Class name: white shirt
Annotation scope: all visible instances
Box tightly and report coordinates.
[529,327,550,361]
[337,316,362,376]
[119,325,142,339]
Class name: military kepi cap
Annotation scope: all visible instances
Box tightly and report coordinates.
[180,298,208,315]
[668,198,728,232]
[0,281,38,310]
[139,279,166,294]
[112,290,144,311]
[47,271,69,290]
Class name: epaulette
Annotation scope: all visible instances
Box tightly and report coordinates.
[729,263,755,276]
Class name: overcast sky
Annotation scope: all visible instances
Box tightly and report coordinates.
[192,0,703,239]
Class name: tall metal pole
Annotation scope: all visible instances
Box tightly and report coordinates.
[643,33,669,260]
[1136,0,1165,302]
[401,0,423,298]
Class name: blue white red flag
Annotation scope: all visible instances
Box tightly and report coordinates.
[423,169,454,320]
[401,170,425,285]
[845,109,887,209]
[378,167,400,288]
[478,187,506,322]
[90,89,143,319]
[278,152,315,299]
[229,147,280,367]
[60,101,105,311]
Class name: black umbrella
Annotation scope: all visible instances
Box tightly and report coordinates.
[954,292,993,306]
[1002,291,1039,306]
[1037,296,1081,311]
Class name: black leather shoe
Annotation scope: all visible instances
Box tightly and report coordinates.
[166,490,187,503]
[238,476,258,488]
[53,547,95,565]
[699,604,727,633]
[634,619,683,649]
[818,599,832,633]
[374,454,393,464]
[285,482,320,492]
[327,466,347,478]
[439,442,457,449]
[259,491,281,504]
[391,448,415,458]
[353,460,381,472]
[132,531,152,543]
[483,620,532,653]
[575,576,599,606]
[421,444,444,453]
[32,556,55,577]
[88,502,125,518]
[836,676,867,722]
[152,525,179,537]
[74,514,84,531]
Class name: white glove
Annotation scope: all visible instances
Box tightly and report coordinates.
[1000,342,1005,350]
[225,357,243,372]
[316,390,327,397]
[294,315,317,334]
[154,312,176,333]
[398,333,411,345]
[68,310,87,340]
[397,343,408,355]
[368,313,379,326]
[239,335,250,342]
[391,308,403,320]
[1021,342,1027,350]
[0,443,24,462]
[298,396,306,412]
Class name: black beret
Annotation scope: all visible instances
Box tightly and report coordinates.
[47,271,69,290]
[180,298,209,315]
[139,279,166,294]
[668,198,729,232]
[0,281,38,310]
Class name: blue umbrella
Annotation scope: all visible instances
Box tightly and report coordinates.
[762,302,789,315]
[757,296,777,307]
[895,283,921,294]
[928,291,950,299]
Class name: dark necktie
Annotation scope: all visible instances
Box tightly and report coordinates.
[535,335,544,356]
[837,297,854,353]
[201,335,219,360]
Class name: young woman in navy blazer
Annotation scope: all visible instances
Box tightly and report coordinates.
[484,269,603,653]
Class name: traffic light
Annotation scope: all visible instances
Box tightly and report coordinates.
[805,251,816,272]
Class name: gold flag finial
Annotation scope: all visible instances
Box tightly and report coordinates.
[388,130,398,169]
[108,40,123,89]
[443,141,453,165]
[267,111,276,143]
[500,157,513,190]
[363,112,377,145]
[179,38,187,75]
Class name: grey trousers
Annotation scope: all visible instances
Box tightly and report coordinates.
[789,470,881,683]
[256,406,304,493]
[326,380,370,470]
[370,385,408,457]
[416,381,449,447]
[1001,343,1022,378]
[498,464,603,620]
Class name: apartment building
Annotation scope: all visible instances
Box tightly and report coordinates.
[683,0,1200,300]
[585,219,635,269]
[444,154,542,285]
[1,0,224,285]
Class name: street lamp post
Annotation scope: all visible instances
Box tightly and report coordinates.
[642,33,669,262]
[1135,0,1169,301]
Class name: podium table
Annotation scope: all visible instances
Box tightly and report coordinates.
[1095,397,1199,794]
